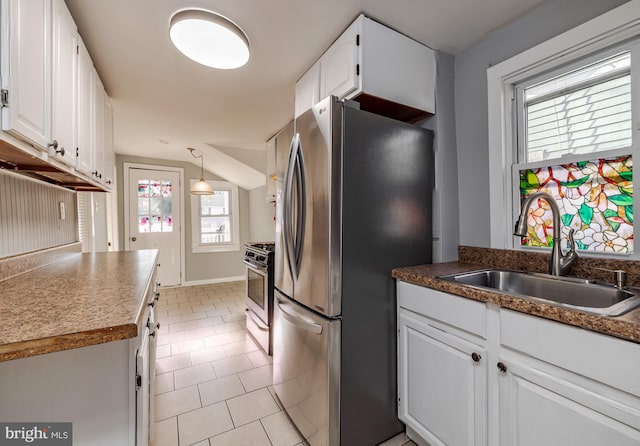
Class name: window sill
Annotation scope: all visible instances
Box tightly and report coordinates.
[192,244,240,254]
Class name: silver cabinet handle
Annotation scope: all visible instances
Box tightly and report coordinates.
[246,309,269,331]
[277,301,323,334]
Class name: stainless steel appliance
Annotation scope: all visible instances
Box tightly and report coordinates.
[244,242,275,355]
[273,96,434,446]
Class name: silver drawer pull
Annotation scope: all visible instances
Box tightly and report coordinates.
[277,302,323,334]
[246,309,269,331]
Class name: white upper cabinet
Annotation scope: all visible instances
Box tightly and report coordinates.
[0,0,113,190]
[50,0,77,167]
[296,14,436,122]
[319,20,359,100]
[76,38,93,176]
[92,73,105,184]
[0,0,52,148]
[103,98,114,189]
[294,61,320,119]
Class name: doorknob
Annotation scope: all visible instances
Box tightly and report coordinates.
[131,237,137,242]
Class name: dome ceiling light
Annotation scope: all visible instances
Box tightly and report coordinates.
[169,9,250,69]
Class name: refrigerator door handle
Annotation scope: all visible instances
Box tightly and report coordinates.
[283,133,299,279]
[293,142,306,273]
[276,301,323,334]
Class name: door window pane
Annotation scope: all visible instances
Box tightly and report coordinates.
[139,216,150,233]
[137,179,173,233]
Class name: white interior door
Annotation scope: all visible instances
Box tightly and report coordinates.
[127,168,181,286]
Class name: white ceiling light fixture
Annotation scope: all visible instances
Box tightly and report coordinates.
[188,148,214,195]
[169,9,250,69]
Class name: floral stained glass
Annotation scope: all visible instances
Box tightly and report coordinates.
[519,155,633,253]
[137,179,173,233]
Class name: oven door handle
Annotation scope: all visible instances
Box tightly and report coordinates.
[277,301,323,334]
[243,260,267,274]
[246,309,269,331]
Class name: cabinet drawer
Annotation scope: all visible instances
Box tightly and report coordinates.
[397,282,486,338]
[501,309,640,396]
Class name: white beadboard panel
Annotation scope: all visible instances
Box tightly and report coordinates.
[0,170,78,258]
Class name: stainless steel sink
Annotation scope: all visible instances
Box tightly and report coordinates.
[438,269,640,316]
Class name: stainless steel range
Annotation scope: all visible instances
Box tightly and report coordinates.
[244,242,275,355]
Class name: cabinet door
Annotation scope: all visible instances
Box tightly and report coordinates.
[136,327,150,446]
[50,0,77,167]
[498,357,640,446]
[294,62,320,118]
[398,311,487,446]
[103,98,114,188]
[319,19,359,100]
[0,0,52,149]
[266,135,276,202]
[76,38,93,176]
[92,72,105,182]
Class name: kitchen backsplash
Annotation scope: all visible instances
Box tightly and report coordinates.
[0,170,78,258]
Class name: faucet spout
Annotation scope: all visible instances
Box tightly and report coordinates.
[514,191,578,276]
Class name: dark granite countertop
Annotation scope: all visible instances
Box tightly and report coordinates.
[0,248,159,362]
[392,246,640,343]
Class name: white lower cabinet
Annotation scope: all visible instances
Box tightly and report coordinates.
[397,281,640,446]
[398,309,487,446]
[0,274,158,446]
[498,356,640,446]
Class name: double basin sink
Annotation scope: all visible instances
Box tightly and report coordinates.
[438,269,640,317]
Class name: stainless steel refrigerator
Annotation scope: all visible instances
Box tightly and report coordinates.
[273,96,434,446]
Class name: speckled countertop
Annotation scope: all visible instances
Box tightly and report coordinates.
[392,246,640,344]
[0,249,159,362]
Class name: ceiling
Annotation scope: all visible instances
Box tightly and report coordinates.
[65,0,546,190]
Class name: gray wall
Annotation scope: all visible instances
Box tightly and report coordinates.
[0,170,78,258]
[422,50,459,262]
[454,0,629,247]
[249,186,276,242]
[115,155,249,282]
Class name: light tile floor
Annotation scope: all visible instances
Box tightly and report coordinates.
[151,281,416,446]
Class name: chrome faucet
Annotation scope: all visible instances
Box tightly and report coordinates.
[514,191,579,276]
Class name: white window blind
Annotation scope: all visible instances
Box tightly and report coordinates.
[522,52,631,162]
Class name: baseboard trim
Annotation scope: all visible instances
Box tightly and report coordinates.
[172,275,245,288]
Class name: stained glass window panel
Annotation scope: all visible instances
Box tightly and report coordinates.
[519,155,632,253]
[137,179,173,233]
[138,180,149,198]
[138,216,150,233]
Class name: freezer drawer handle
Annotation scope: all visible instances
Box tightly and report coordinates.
[246,309,269,331]
[277,302,323,334]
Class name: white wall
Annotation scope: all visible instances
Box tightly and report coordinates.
[422,50,459,262]
[249,186,276,242]
[115,155,249,283]
[454,0,629,247]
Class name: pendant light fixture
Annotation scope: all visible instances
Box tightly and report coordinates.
[188,148,214,195]
[169,9,250,69]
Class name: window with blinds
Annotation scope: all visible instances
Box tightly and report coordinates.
[513,46,636,255]
[520,52,631,162]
